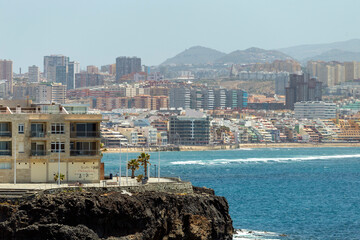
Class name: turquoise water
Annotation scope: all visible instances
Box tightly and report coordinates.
[102,147,360,239]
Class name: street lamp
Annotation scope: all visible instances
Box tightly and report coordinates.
[158,146,160,182]
[58,138,61,186]
[126,143,128,185]
[119,138,121,186]
[14,137,16,184]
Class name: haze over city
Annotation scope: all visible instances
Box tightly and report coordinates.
[1,0,360,71]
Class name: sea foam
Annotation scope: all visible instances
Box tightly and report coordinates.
[233,229,284,239]
[170,154,360,165]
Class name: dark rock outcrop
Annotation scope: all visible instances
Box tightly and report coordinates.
[0,188,233,240]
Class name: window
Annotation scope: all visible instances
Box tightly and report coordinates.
[0,162,11,169]
[51,142,65,152]
[18,124,24,134]
[51,123,65,134]
[0,123,10,136]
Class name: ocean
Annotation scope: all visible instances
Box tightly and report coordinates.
[102,147,360,239]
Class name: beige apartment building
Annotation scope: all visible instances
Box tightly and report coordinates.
[0,101,103,183]
[308,61,349,86]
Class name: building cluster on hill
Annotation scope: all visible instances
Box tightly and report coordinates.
[3,54,360,149]
[307,61,360,87]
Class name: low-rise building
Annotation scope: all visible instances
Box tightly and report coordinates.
[295,101,336,119]
[0,101,103,183]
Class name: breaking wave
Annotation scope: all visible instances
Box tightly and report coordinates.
[170,154,360,165]
[233,229,286,239]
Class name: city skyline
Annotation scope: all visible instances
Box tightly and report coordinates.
[1,0,360,72]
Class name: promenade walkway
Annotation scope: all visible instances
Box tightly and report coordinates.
[0,177,176,191]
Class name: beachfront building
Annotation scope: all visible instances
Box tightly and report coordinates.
[294,101,337,119]
[0,100,103,183]
[169,110,210,145]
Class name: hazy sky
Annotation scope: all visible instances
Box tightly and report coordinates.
[1,0,360,72]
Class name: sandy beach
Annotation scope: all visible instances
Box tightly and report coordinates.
[102,142,360,153]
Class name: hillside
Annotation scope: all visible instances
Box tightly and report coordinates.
[215,47,292,64]
[161,46,226,65]
[303,49,360,62]
[278,39,360,60]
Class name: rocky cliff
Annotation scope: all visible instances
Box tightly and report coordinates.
[0,187,233,240]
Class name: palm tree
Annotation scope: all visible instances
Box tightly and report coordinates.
[127,159,140,179]
[54,173,65,182]
[138,152,151,178]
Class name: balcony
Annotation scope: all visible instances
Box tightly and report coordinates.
[0,131,11,137]
[0,150,11,156]
[70,131,101,138]
[31,150,47,156]
[31,132,46,138]
[70,150,100,156]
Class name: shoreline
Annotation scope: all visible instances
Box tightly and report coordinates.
[102,142,360,153]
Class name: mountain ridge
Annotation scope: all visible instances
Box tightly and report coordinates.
[161,46,292,66]
[161,46,226,65]
[278,39,360,60]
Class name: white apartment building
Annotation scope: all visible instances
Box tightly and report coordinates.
[294,101,337,119]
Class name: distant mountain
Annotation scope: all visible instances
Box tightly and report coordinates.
[303,49,360,62]
[215,47,292,64]
[278,39,360,60]
[161,46,226,65]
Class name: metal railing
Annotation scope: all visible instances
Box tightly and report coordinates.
[31,150,47,156]
[70,150,100,156]
[31,131,46,138]
[0,150,11,156]
[70,131,101,138]
[0,131,11,137]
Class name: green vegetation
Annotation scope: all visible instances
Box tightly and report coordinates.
[127,159,140,179]
[138,152,151,178]
[54,173,65,183]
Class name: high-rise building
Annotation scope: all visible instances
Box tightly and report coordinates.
[308,61,346,86]
[202,89,215,110]
[67,61,80,90]
[214,89,227,109]
[170,87,248,110]
[28,65,40,83]
[344,61,360,82]
[56,65,68,86]
[190,89,204,109]
[115,57,141,82]
[285,73,322,110]
[100,65,110,73]
[169,87,191,109]
[44,55,69,82]
[275,72,290,95]
[0,59,13,95]
[226,89,248,109]
[87,65,99,74]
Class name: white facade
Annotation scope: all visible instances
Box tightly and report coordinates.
[295,101,337,119]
